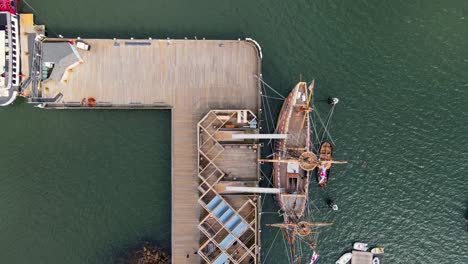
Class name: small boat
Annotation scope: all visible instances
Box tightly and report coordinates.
[371,247,384,254]
[335,252,352,264]
[317,142,332,187]
[353,242,369,251]
[373,257,380,264]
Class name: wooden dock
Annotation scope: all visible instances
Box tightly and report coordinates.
[19,14,34,80]
[37,37,261,263]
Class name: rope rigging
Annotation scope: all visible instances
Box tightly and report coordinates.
[319,103,336,144]
[256,75,286,99]
[311,104,336,146]
[262,229,282,264]
[260,81,279,148]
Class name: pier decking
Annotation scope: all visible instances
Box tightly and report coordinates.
[39,38,260,109]
[24,14,262,263]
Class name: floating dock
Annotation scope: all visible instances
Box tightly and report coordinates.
[20,14,262,263]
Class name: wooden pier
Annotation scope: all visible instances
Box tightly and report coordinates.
[32,31,261,262]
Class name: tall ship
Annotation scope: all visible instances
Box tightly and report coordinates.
[261,81,345,263]
[272,81,312,221]
[269,81,321,264]
[0,0,20,106]
[261,81,325,264]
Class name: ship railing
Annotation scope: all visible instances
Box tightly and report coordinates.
[9,14,19,87]
[30,37,42,98]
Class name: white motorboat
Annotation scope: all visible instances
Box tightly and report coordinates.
[335,252,352,264]
[353,242,369,251]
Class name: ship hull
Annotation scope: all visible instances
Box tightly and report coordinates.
[272,82,311,222]
[0,0,17,14]
[0,1,20,106]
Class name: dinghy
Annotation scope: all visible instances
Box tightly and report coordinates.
[371,247,384,254]
[335,252,352,264]
[353,242,369,251]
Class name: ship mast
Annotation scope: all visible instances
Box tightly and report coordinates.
[259,151,347,171]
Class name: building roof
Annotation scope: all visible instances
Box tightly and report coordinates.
[42,42,82,82]
[43,42,75,62]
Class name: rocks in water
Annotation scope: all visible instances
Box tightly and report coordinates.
[120,242,170,264]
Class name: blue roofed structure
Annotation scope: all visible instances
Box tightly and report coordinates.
[197,110,261,264]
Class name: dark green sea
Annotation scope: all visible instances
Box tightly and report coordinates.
[1,0,466,263]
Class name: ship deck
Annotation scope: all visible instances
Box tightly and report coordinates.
[28,28,261,262]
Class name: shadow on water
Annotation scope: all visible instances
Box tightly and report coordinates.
[465,201,468,232]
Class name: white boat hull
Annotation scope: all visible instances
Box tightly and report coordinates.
[336,252,352,264]
[353,242,369,251]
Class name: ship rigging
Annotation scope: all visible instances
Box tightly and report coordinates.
[257,77,346,264]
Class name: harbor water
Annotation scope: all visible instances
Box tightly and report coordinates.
[0,0,466,263]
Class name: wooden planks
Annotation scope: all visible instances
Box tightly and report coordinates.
[19,14,35,87]
[169,41,260,263]
[40,38,261,263]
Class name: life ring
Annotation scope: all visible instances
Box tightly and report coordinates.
[87,97,96,107]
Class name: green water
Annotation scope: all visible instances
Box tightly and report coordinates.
[3,0,466,263]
